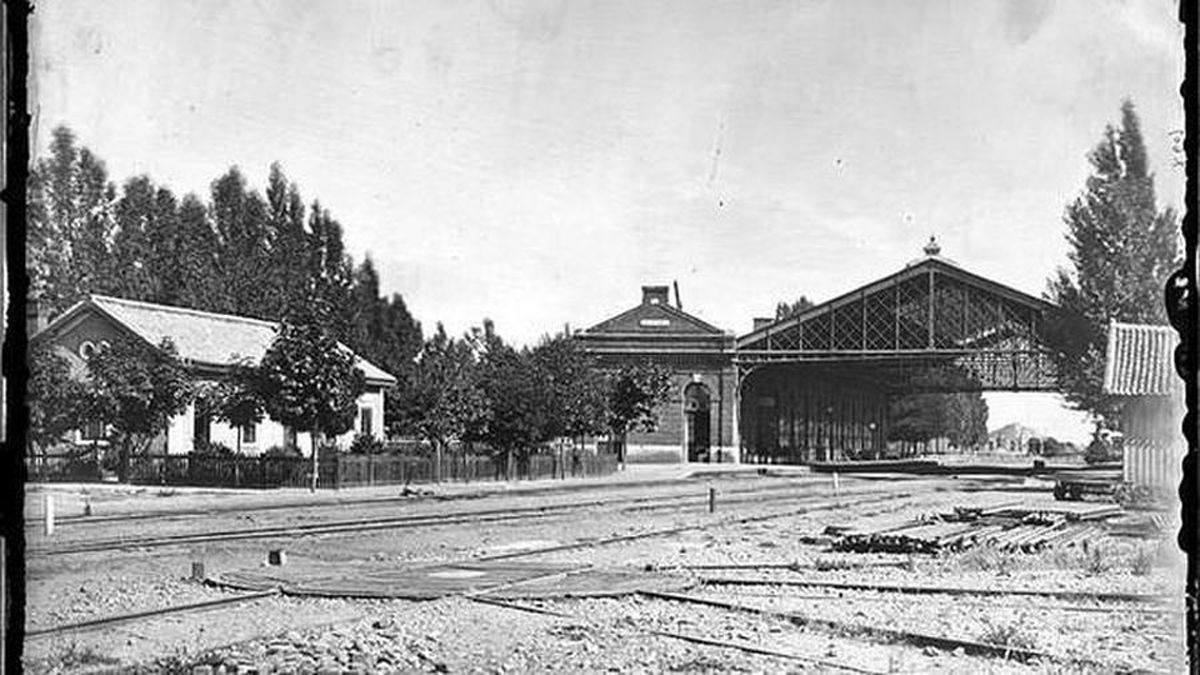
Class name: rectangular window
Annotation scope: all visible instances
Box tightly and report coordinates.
[80,420,105,441]
[360,407,373,436]
[284,426,297,450]
[194,409,211,445]
[242,423,257,444]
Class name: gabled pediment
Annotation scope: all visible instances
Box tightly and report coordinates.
[581,299,726,337]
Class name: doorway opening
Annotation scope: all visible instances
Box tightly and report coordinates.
[684,382,712,462]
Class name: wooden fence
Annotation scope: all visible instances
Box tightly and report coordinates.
[26,447,618,490]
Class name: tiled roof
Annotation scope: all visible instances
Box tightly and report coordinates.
[1103,322,1179,396]
[48,295,396,386]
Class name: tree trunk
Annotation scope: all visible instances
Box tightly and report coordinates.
[119,436,131,483]
[435,440,443,484]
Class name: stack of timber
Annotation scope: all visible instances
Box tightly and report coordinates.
[830,501,1128,555]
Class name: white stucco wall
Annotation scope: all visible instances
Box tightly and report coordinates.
[169,385,388,456]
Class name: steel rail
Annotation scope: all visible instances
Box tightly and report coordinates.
[674,561,910,571]
[26,492,899,640]
[25,590,280,639]
[468,595,887,674]
[30,476,849,539]
[32,482,909,557]
[697,577,1168,603]
[475,492,907,562]
[30,491,728,554]
[639,590,1108,667]
[27,472,828,528]
[713,589,1183,615]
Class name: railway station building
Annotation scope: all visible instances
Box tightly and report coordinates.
[575,285,737,463]
[578,239,1062,464]
[31,295,397,455]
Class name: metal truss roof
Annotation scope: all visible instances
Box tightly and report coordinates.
[735,257,1059,391]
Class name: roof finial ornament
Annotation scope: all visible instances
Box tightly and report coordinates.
[924,234,941,257]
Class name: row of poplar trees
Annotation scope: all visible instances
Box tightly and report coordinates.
[27,126,677,471]
[27,126,424,427]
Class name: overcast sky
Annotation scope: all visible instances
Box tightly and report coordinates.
[31,0,1184,442]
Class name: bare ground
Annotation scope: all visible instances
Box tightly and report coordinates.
[20,468,1188,674]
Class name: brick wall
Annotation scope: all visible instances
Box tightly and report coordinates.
[626,363,737,456]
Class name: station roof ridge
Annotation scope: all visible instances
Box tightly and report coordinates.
[35,294,398,386]
[737,254,1055,346]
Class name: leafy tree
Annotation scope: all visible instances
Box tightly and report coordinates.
[203,359,266,454]
[306,202,355,337]
[887,394,942,452]
[377,293,424,429]
[1041,437,1068,458]
[348,258,422,391]
[604,362,673,466]
[27,126,117,315]
[145,187,186,305]
[257,296,366,490]
[175,192,233,313]
[1045,100,1180,426]
[83,337,195,482]
[348,258,424,412]
[111,175,161,301]
[460,320,552,477]
[263,163,313,313]
[775,295,816,320]
[941,393,989,449]
[887,392,988,451]
[532,333,608,445]
[211,167,274,319]
[476,336,547,477]
[398,323,489,479]
[27,343,89,453]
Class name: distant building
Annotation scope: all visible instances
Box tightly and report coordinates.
[31,295,397,455]
[575,286,737,463]
[1103,322,1185,493]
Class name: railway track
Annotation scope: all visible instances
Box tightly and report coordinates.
[637,590,1107,667]
[27,491,902,639]
[469,595,887,674]
[30,479,926,557]
[696,576,1169,603]
[24,591,280,639]
[26,471,837,529]
[719,588,1181,615]
[31,486,1158,672]
[26,476,1175,673]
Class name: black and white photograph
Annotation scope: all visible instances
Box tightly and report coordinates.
[11,0,1193,672]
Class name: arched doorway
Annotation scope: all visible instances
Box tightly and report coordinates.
[684,382,712,462]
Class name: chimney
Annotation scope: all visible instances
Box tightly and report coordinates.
[641,285,670,306]
[753,317,773,331]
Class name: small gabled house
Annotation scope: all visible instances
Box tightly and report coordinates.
[1103,321,1185,494]
[575,285,737,463]
[32,295,397,456]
